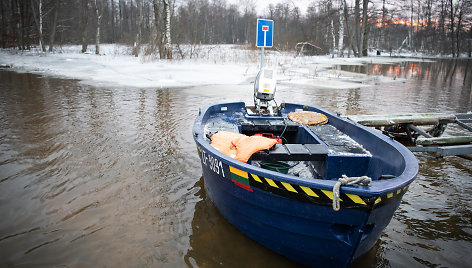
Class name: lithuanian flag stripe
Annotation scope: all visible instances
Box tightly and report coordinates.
[231,173,250,186]
[232,180,253,192]
[229,166,248,178]
[230,166,252,191]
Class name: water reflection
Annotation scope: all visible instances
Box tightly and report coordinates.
[0,71,201,266]
[185,177,298,267]
[0,58,471,267]
[340,59,472,89]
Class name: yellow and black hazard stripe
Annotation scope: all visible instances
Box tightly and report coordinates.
[371,184,410,208]
[242,169,410,210]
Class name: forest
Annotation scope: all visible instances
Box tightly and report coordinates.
[1,0,471,58]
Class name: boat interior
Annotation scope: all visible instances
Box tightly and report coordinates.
[201,104,398,181]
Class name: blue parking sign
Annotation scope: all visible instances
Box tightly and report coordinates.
[256,19,274,48]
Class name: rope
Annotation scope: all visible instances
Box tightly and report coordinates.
[332,175,372,211]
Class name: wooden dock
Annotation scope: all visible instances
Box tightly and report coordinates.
[346,113,472,159]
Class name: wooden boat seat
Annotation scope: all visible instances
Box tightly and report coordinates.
[251,143,328,161]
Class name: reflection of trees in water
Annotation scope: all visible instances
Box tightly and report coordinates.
[395,157,472,244]
[0,72,49,153]
[340,60,469,84]
[184,176,391,267]
[154,89,178,158]
[341,60,471,112]
[346,88,361,114]
[184,177,298,267]
[462,59,471,87]
[0,72,77,185]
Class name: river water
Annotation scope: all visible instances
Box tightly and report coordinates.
[0,59,471,267]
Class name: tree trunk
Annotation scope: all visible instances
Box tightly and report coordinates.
[15,0,22,49]
[354,0,360,56]
[455,0,464,58]
[338,1,344,57]
[358,0,368,57]
[449,0,455,57]
[82,0,89,53]
[111,0,115,43]
[94,0,102,55]
[133,0,142,57]
[409,0,414,50]
[152,0,163,57]
[426,0,432,53]
[342,0,354,57]
[128,0,133,35]
[0,1,7,48]
[31,0,45,52]
[331,19,335,58]
[48,0,59,52]
[39,0,43,51]
[362,19,368,56]
[468,28,472,58]
[381,0,386,49]
[162,0,172,59]
[439,0,446,54]
[119,0,123,40]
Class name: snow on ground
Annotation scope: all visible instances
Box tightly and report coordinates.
[0,44,430,89]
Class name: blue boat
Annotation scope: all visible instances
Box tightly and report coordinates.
[192,70,418,267]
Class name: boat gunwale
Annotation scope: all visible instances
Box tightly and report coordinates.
[194,101,419,197]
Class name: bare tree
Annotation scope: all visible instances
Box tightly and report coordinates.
[409,0,414,50]
[162,0,172,59]
[16,1,25,49]
[338,0,344,57]
[454,0,468,57]
[94,0,103,54]
[342,0,354,57]
[133,0,142,56]
[331,19,336,58]
[151,0,163,56]
[111,0,116,43]
[31,0,46,52]
[354,0,360,56]
[82,0,89,53]
[48,0,60,52]
[359,0,368,57]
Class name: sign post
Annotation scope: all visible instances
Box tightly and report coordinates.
[256,19,274,69]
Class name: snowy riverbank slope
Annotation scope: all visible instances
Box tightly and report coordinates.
[0,44,431,89]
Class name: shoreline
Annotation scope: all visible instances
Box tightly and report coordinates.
[0,44,439,89]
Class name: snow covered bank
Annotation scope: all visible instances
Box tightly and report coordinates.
[0,44,430,89]
[0,45,252,88]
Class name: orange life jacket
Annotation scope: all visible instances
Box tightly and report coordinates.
[210,131,278,163]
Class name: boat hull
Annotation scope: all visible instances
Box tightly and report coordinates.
[193,102,417,267]
[196,145,408,267]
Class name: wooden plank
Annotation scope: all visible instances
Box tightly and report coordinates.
[416,136,472,146]
[347,113,456,127]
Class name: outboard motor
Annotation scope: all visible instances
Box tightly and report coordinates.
[254,68,277,115]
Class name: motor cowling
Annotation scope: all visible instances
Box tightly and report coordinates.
[254,68,277,113]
